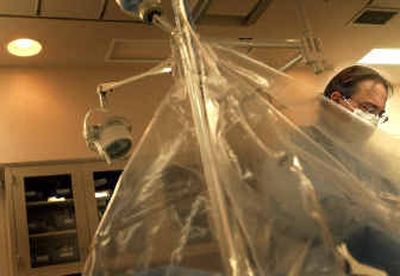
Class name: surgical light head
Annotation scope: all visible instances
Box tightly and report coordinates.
[83,108,133,164]
[115,0,162,24]
[83,62,173,164]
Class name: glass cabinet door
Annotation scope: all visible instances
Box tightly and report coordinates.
[23,174,80,268]
[92,170,122,219]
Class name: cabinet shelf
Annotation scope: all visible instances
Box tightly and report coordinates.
[26,199,74,207]
[4,160,126,275]
[29,229,77,238]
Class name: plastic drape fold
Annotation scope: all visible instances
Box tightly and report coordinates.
[84,1,400,275]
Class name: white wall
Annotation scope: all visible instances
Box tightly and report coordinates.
[0,66,171,164]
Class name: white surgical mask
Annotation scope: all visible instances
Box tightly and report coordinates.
[342,98,382,127]
[353,108,380,126]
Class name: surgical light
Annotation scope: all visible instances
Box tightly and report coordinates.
[83,61,173,164]
[115,0,162,24]
[358,48,400,65]
[83,110,133,164]
[7,38,42,57]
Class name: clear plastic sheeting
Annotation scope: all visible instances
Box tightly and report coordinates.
[84,1,400,275]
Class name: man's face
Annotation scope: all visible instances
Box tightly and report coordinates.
[325,79,389,142]
[331,79,389,124]
[347,80,388,115]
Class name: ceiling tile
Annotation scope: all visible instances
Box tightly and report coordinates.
[207,0,260,16]
[372,0,400,9]
[251,47,301,70]
[40,0,103,19]
[106,39,170,62]
[0,0,36,15]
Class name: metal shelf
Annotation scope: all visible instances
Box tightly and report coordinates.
[26,199,74,207]
[29,229,77,238]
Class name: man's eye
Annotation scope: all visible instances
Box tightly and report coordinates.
[361,104,378,114]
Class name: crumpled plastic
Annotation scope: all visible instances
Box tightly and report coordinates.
[84,0,400,275]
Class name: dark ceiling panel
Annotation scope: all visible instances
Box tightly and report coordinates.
[0,0,36,16]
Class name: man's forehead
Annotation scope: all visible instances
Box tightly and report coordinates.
[355,80,388,102]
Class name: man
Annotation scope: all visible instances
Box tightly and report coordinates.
[323,65,390,127]
[319,65,400,275]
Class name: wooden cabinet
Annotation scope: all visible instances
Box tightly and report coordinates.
[0,160,125,276]
[80,162,124,240]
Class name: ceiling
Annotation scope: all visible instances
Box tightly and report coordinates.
[1,0,400,80]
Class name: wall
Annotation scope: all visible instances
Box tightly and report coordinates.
[0,65,315,165]
[0,66,171,164]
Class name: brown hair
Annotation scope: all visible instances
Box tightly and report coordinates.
[323,65,393,99]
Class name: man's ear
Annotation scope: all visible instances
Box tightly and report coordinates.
[330,91,343,104]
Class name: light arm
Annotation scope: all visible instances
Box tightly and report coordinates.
[96,60,173,109]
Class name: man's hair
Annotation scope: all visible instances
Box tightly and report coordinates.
[323,65,393,99]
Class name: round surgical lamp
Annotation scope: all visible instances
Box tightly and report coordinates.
[115,0,162,24]
[83,109,133,164]
[83,61,172,164]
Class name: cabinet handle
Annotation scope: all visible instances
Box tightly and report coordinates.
[15,254,22,267]
[0,181,4,200]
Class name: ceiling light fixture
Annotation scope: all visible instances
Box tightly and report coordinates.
[7,38,42,57]
[358,48,400,65]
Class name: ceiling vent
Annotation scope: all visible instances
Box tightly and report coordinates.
[353,9,398,25]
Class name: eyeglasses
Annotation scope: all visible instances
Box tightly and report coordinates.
[343,97,389,124]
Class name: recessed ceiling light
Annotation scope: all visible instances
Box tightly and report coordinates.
[358,48,400,65]
[7,38,42,57]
